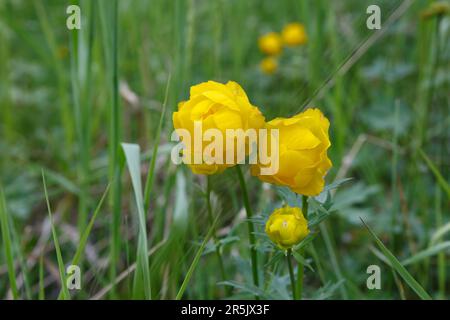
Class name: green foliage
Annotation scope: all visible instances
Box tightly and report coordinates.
[0,0,448,300]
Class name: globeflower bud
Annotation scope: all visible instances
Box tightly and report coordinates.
[265,206,309,250]
[258,32,283,56]
[281,23,307,46]
[260,57,278,75]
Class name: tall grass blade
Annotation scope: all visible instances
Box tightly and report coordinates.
[143,74,171,212]
[121,143,151,299]
[176,217,218,300]
[39,254,45,300]
[418,148,450,199]
[402,242,450,266]
[41,170,70,300]
[0,186,19,299]
[57,183,110,299]
[361,218,432,300]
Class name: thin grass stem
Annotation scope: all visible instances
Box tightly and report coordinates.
[235,166,259,299]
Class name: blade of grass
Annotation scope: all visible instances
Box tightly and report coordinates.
[176,217,218,300]
[0,185,19,299]
[361,218,432,300]
[105,0,123,295]
[121,143,151,299]
[431,222,450,245]
[42,170,70,300]
[57,183,110,299]
[402,242,450,267]
[72,183,110,266]
[9,219,32,299]
[39,254,45,300]
[418,148,450,199]
[143,73,171,213]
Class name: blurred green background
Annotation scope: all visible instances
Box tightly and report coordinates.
[0,0,449,300]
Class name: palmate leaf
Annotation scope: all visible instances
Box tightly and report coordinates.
[314,177,353,204]
[275,186,301,207]
[218,280,272,299]
[311,280,345,300]
[292,251,315,272]
[361,218,432,300]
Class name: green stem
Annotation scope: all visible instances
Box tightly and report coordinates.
[296,248,304,300]
[206,176,230,296]
[286,249,297,300]
[235,166,260,298]
[302,195,308,217]
[296,195,309,299]
[108,0,122,297]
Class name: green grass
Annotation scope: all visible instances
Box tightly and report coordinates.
[362,218,432,300]
[0,0,448,300]
[0,186,19,299]
[42,170,70,300]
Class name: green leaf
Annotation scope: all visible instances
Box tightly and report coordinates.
[292,251,315,272]
[218,280,270,299]
[311,280,345,300]
[121,143,152,300]
[361,218,432,300]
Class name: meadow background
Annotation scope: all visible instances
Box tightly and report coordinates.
[0,0,449,300]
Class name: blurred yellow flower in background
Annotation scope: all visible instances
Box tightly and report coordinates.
[421,1,450,19]
[258,32,283,55]
[265,206,309,249]
[173,81,265,175]
[252,108,332,196]
[260,57,278,74]
[281,23,307,46]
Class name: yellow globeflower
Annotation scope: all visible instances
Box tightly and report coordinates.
[281,23,307,46]
[173,81,265,175]
[258,32,283,56]
[260,57,278,74]
[251,108,332,196]
[265,206,309,250]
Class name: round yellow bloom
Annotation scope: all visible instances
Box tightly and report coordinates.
[281,23,307,46]
[265,206,309,249]
[260,57,278,74]
[251,108,332,196]
[173,81,265,175]
[258,32,283,56]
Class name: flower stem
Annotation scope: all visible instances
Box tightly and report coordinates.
[286,249,297,300]
[296,248,304,300]
[296,195,309,300]
[206,176,229,295]
[235,166,260,299]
